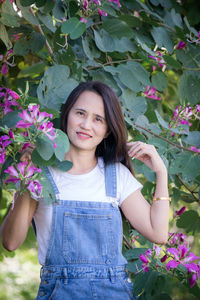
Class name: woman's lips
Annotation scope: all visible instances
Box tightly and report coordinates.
[76,132,92,140]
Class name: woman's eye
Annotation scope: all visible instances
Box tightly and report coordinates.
[95,117,103,123]
[77,111,84,116]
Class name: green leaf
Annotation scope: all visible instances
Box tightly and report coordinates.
[82,36,101,59]
[19,62,47,76]
[61,17,86,40]
[0,23,12,49]
[183,131,200,147]
[0,111,21,128]
[16,0,40,25]
[126,259,143,273]
[0,13,20,27]
[154,110,169,129]
[133,270,150,297]
[178,73,200,105]
[37,65,78,110]
[20,0,35,6]
[31,150,56,166]
[151,27,174,54]
[102,19,133,38]
[124,248,148,260]
[53,159,73,172]
[163,55,182,70]
[117,65,142,92]
[39,166,56,204]
[152,294,172,300]
[152,72,167,91]
[177,210,200,233]
[37,12,56,33]
[35,136,54,161]
[29,32,46,53]
[54,129,70,161]
[121,89,147,120]
[119,15,142,27]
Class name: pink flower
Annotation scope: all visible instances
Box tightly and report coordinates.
[190,146,200,153]
[161,254,168,263]
[83,0,88,10]
[166,245,200,274]
[149,51,165,68]
[174,206,186,217]
[168,232,187,246]
[108,0,120,7]
[1,63,8,75]
[189,273,198,288]
[176,41,186,49]
[4,162,42,195]
[0,135,11,164]
[27,179,42,196]
[0,87,20,115]
[16,105,53,128]
[154,245,162,256]
[98,9,108,16]
[38,121,57,148]
[80,17,87,23]
[139,254,149,264]
[144,86,161,100]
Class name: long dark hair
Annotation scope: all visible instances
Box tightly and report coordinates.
[61,81,133,174]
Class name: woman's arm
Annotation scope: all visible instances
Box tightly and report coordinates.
[0,191,38,251]
[0,146,38,251]
[120,142,170,244]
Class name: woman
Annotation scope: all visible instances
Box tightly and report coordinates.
[0,81,170,299]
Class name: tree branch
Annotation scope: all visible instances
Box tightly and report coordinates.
[133,122,200,154]
[175,175,200,203]
[29,7,53,58]
[87,58,142,70]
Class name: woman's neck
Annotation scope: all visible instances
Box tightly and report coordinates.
[64,148,97,175]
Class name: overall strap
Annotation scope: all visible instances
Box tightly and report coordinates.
[43,166,60,195]
[104,163,117,198]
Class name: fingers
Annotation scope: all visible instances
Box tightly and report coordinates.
[127,141,155,159]
[20,147,33,162]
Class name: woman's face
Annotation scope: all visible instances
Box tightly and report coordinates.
[67,90,108,153]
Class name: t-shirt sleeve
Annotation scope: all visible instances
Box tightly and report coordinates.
[116,163,143,206]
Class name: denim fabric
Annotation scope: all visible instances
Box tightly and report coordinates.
[36,164,135,299]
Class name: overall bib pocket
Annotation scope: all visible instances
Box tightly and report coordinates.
[63,211,116,264]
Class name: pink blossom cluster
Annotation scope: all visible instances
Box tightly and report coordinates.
[149,51,165,72]
[16,104,57,148]
[143,86,161,100]
[0,87,20,116]
[0,49,15,76]
[169,104,200,142]
[80,0,120,23]
[139,232,200,288]
[0,135,12,164]
[4,161,42,197]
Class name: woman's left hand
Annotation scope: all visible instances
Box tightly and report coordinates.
[127,141,167,173]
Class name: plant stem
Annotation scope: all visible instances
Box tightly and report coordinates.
[133,122,200,154]
[87,58,143,70]
[29,7,53,57]
[175,175,200,203]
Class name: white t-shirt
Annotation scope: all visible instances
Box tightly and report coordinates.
[33,158,142,265]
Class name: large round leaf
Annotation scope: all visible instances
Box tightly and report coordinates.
[37,65,78,110]
[54,129,70,161]
[61,17,86,40]
[35,136,54,161]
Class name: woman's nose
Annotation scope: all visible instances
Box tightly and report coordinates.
[80,117,92,129]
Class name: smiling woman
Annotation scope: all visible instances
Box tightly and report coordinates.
[0,81,170,300]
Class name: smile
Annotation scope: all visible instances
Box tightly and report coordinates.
[76,132,92,139]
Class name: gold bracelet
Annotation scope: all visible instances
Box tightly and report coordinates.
[153,197,171,202]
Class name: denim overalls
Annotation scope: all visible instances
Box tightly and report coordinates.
[36,163,135,300]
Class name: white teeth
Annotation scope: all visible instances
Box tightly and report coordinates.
[78,132,91,137]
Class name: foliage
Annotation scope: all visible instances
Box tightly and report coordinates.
[0,0,200,299]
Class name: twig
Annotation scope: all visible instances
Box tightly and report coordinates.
[123,234,133,249]
[133,122,200,154]
[87,58,143,70]
[176,175,200,203]
[29,7,53,57]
